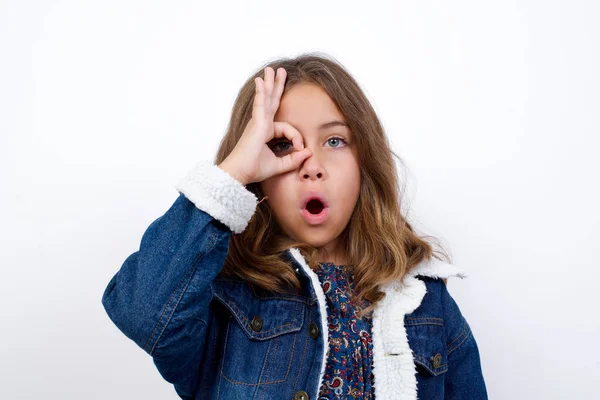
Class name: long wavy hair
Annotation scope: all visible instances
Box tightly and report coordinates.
[214,52,451,317]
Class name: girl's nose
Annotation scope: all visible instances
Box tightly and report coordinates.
[299,152,325,180]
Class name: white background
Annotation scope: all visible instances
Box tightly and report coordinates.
[1,1,598,398]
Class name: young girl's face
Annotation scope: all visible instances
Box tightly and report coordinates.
[260,83,361,264]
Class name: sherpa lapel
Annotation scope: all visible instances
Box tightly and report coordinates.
[288,248,467,400]
[288,248,330,398]
[371,258,467,399]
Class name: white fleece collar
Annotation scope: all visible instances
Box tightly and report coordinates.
[408,255,468,280]
[287,248,467,400]
[372,256,466,400]
[288,248,330,398]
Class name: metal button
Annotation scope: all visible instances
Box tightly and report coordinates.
[294,390,309,400]
[308,322,319,339]
[431,353,442,368]
[251,315,263,332]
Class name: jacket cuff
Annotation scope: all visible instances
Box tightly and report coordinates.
[175,160,258,234]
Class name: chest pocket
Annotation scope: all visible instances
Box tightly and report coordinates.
[213,280,306,385]
[405,316,449,376]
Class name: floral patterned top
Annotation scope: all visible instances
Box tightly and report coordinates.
[315,262,375,399]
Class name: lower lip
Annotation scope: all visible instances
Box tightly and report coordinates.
[301,207,329,225]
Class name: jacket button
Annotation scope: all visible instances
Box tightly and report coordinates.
[294,390,309,400]
[308,322,319,339]
[431,353,442,368]
[251,315,263,332]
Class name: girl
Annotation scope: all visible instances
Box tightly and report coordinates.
[102,53,488,399]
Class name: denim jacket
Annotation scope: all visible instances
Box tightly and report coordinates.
[102,161,488,399]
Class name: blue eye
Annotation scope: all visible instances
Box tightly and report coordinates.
[326,137,347,148]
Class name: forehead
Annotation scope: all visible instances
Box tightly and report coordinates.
[274,83,348,131]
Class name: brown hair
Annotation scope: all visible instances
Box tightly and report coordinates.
[214,52,451,317]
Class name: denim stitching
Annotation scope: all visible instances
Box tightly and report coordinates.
[256,381,264,400]
[254,335,275,391]
[219,313,290,385]
[406,317,443,322]
[220,290,298,337]
[211,314,219,365]
[448,318,468,346]
[263,337,279,383]
[448,321,472,355]
[144,229,220,354]
[414,355,448,375]
[220,371,287,386]
[219,299,301,386]
[215,280,311,304]
[405,317,444,326]
[282,301,300,380]
[216,316,231,398]
[293,306,312,392]
[214,288,303,339]
[413,353,447,368]
[256,302,298,389]
[254,295,312,305]
[406,321,444,327]
[447,318,469,349]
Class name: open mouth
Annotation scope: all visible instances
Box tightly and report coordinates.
[305,199,325,215]
[301,192,329,225]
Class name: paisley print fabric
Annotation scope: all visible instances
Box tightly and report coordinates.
[315,262,375,399]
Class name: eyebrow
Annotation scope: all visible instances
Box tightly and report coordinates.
[319,120,349,130]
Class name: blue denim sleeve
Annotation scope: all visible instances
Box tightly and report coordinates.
[441,281,489,399]
[101,161,258,399]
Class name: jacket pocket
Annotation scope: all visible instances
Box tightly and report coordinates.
[213,281,306,385]
[405,317,449,376]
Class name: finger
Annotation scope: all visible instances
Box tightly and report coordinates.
[271,68,287,108]
[263,67,274,107]
[276,148,312,174]
[252,77,265,120]
[273,121,304,151]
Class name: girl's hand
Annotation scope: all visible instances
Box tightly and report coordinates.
[218,67,312,185]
